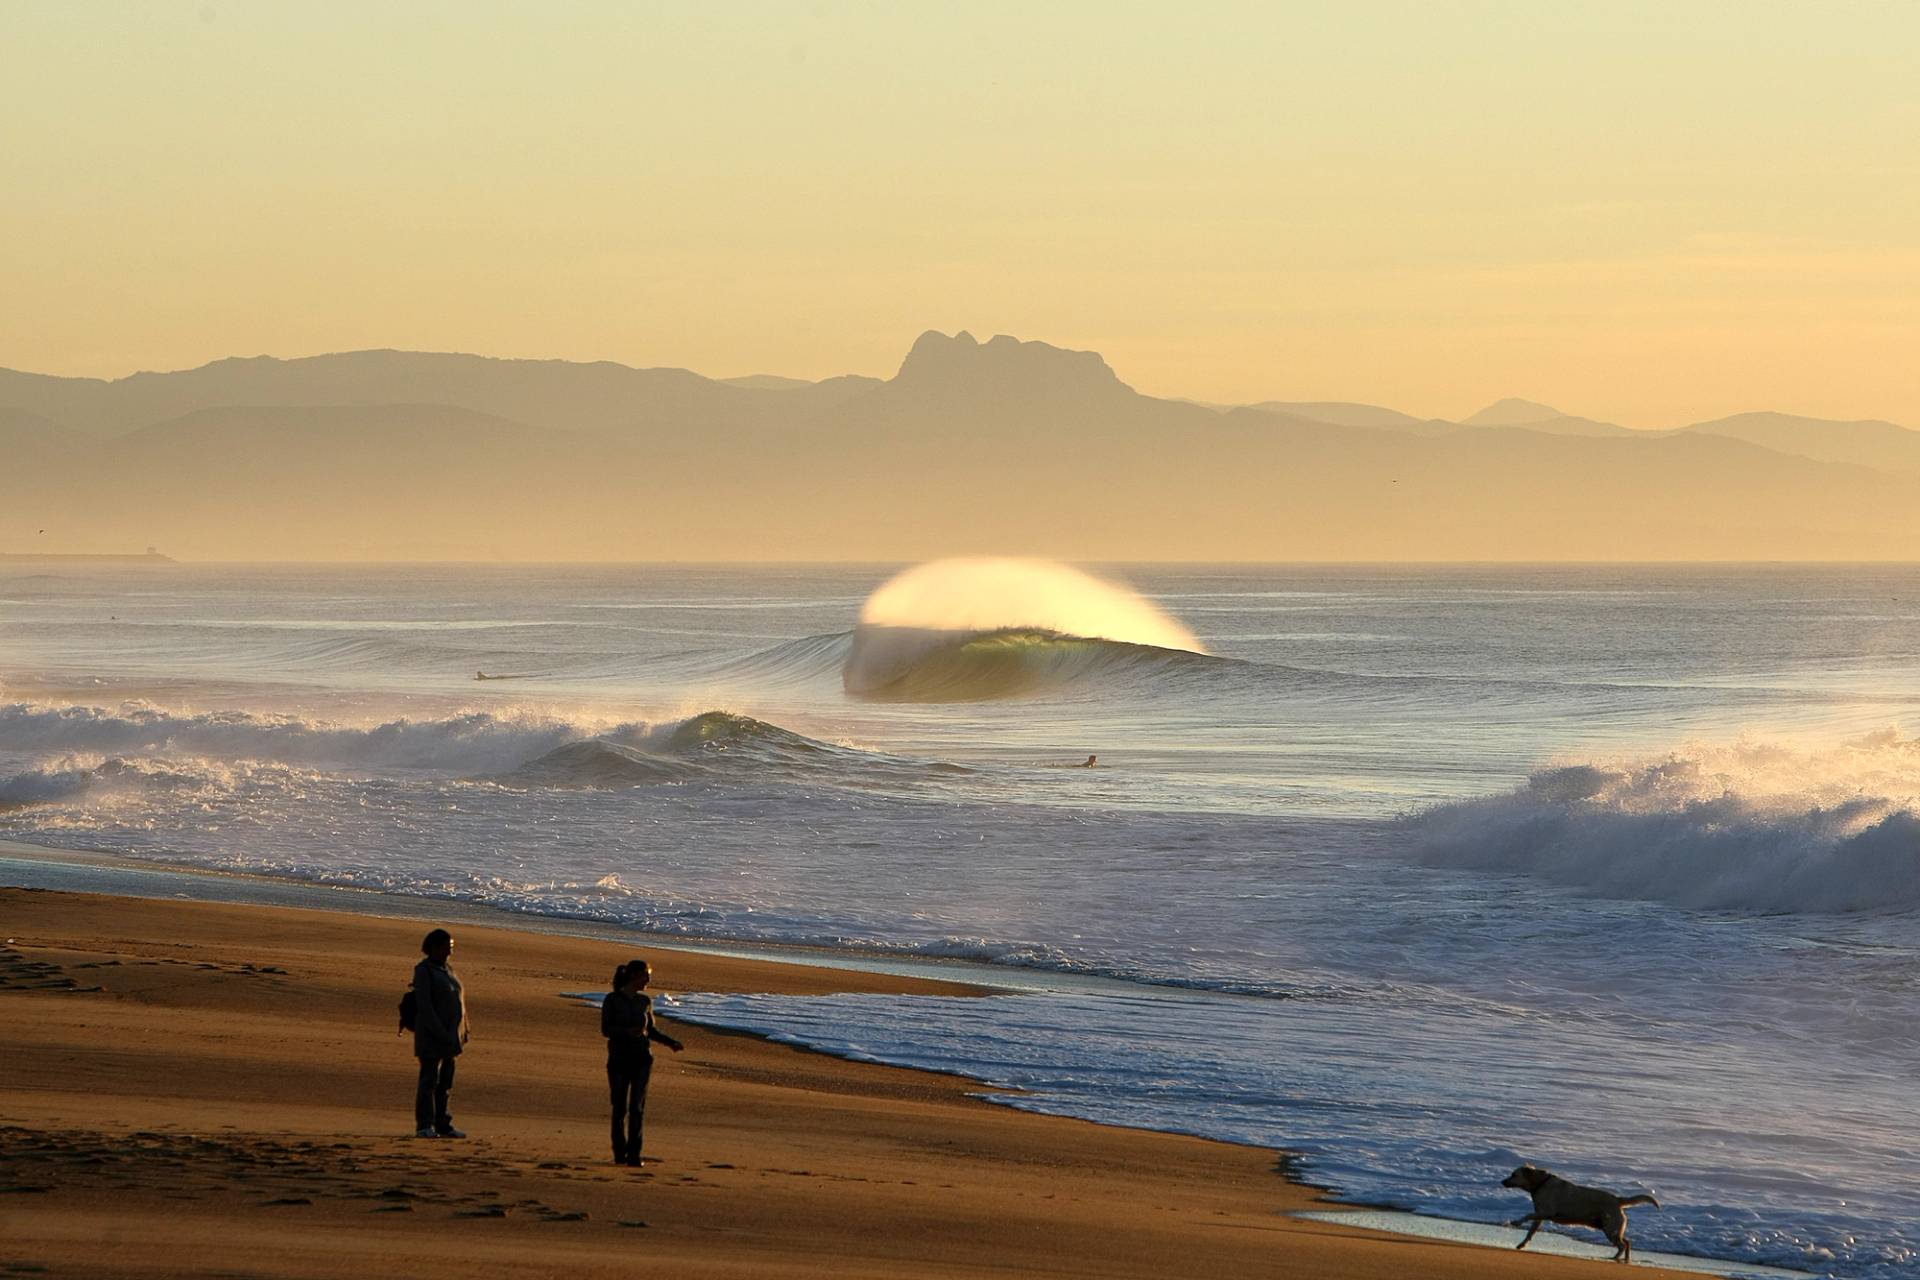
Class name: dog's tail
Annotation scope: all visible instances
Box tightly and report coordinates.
[1619,1194,1661,1209]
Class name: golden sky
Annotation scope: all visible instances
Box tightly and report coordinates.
[6,2,1917,426]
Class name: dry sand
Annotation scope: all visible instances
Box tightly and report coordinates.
[0,886,1694,1278]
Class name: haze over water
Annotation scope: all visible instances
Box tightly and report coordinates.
[3,560,1917,1277]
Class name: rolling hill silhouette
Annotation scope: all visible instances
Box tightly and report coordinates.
[1676,412,1920,473]
[5,332,1919,559]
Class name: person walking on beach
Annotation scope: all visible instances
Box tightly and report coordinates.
[601,958,683,1165]
[412,927,469,1138]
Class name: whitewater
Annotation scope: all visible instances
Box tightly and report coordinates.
[3,560,1918,1277]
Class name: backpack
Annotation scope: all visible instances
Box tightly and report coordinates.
[398,988,417,1034]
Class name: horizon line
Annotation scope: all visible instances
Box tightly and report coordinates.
[11,556,1920,569]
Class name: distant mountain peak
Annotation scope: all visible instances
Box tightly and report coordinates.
[1464,397,1566,427]
[891,330,1132,400]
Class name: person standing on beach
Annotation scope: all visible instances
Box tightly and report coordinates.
[600,958,683,1165]
[412,927,469,1138]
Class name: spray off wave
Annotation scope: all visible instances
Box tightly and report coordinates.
[843,559,1210,700]
[1404,729,1920,913]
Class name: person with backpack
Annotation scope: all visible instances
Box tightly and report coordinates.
[600,958,683,1165]
[409,927,469,1138]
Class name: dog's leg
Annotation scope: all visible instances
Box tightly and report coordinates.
[1515,1217,1543,1251]
[1602,1209,1628,1263]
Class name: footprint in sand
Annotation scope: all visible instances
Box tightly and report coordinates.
[0,946,100,992]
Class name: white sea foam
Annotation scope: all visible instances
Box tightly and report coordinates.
[0,701,610,773]
[0,756,198,808]
[1404,729,1920,913]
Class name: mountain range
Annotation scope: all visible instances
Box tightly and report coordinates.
[4,331,1918,560]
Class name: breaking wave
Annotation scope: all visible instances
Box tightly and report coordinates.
[859,558,1205,652]
[730,626,1568,706]
[496,710,963,788]
[499,740,698,787]
[0,700,599,774]
[0,701,961,807]
[0,756,225,810]
[843,626,1233,701]
[1403,729,1920,913]
[842,557,1218,701]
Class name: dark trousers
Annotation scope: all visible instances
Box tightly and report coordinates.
[608,1054,653,1160]
[416,1055,456,1132]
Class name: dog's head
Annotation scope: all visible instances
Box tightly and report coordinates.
[1502,1165,1549,1192]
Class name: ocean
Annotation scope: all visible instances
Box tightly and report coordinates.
[2,560,1915,1277]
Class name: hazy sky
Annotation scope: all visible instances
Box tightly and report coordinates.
[6,2,1917,426]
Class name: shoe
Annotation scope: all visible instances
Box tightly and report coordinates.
[414,1127,437,1138]
[436,1125,467,1139]
[623,1155,641,1167]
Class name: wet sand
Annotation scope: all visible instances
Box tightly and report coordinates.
[0,886,1693,1278]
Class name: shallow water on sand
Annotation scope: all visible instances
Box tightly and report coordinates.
[3,562,1917,1277]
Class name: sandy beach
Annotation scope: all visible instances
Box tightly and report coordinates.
[0,885,1699,1279]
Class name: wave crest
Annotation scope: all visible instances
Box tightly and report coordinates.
[499,710,962,789]
[1403,730,1920,913]
[843,626,1228,701]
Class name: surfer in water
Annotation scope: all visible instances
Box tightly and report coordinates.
[1082,754,1097,768]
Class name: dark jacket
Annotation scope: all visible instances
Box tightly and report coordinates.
[412,958,468,1060]
[601,989,669,1062]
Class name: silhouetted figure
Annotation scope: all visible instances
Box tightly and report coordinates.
[412,927,470,1138]
[1082,754,1098,768]
[600,958,684,1165]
